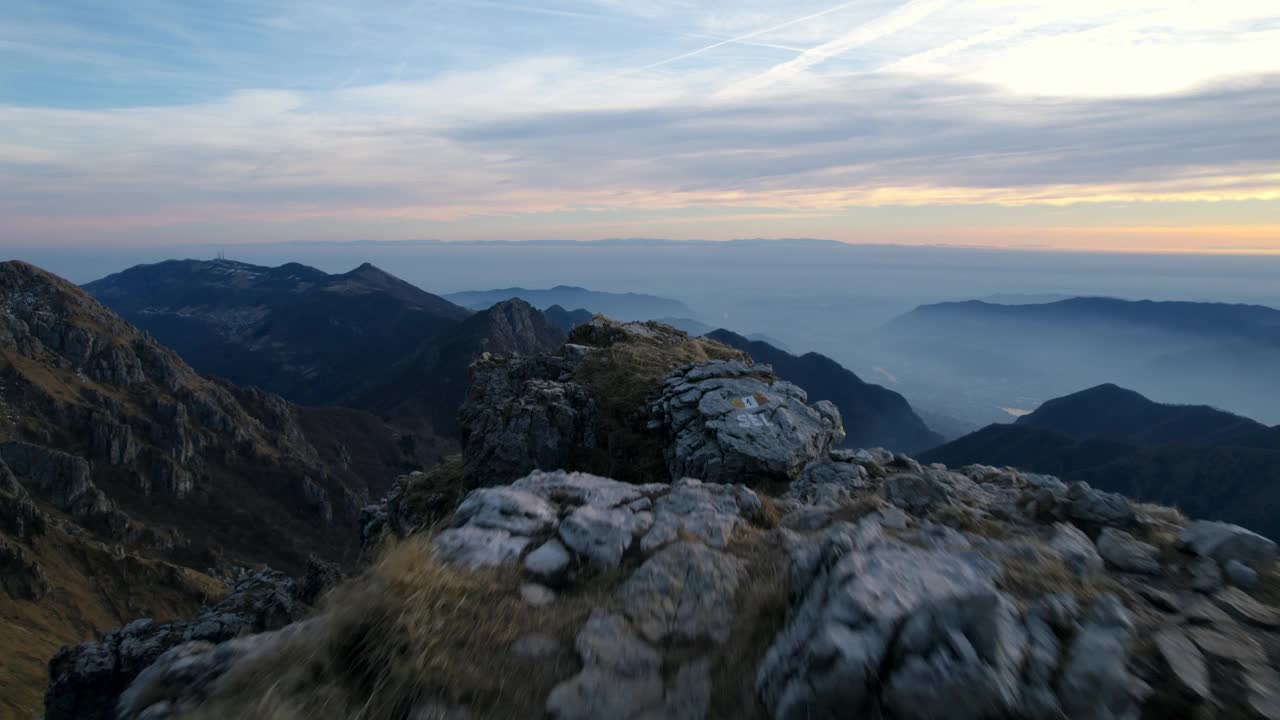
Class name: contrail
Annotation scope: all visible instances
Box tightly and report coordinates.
[625,0,867,75]
[719,0,949,98]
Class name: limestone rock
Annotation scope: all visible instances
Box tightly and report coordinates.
[513,469,654,509]
[559,504,652,570]
[1050,522,1103,576]
[1245,664,1280,720]
[524,539,572,582]
[756,533,1023,720]
[459,354,597,484]
[433,526,530,569]
[641,478,760,554]
[1190,557,1224,594]
[117,622,312,720]
[1185,625,1267,664]
[882,472,952,515]
[1213,587,1280,628]
[452,486,558,536]
[1066,482,1136,527]
[649,360,844,485]
[1096,527,1162,575]
[787,455,869,507]
[1226,559,1260,589]
[1056,595,1138,720]
[1153,628,1211,702]
[620,541,744,644]
[1180,520,1278,570]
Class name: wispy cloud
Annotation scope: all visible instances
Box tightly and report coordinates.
[0,0,1278,250]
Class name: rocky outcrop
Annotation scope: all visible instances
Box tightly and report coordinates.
[0,441,128,536]
[0,260,416,584]
[649,360,844,485]
[63,451,1280,720]
[0,458,46,540]
[459,353,596,484]
[44,569,314,720]
[0,534,49,600]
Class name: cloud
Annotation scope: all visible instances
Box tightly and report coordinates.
[717,0,948,98]
[1,0,1279,248]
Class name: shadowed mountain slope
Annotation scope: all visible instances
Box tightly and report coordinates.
[84,259,471,404]
[706,329,942,453]
[924,383,1280,536]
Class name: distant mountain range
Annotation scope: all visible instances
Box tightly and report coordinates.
[923,383,1280,537]
[875,296,1280,425]
[707,330,942,453]
[445,285,692,321]
[84,260,470,405]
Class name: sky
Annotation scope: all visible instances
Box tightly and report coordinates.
[2,0,1279,253]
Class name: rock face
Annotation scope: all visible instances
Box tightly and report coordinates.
[0,260,410,571]
[3,260,439,720]
[757,522,1026,720]
[81,444,1280,720]
[649,360,845,485]
[1180,520,1278,569]
[459,353,597,484]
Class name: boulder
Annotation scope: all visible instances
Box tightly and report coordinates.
[1190,557,1224,594]
[640,478,761,554]
[452,487,558,536]
[559,504,652,570]
[1213,587,1280,628]
[1049,523,1103,576]
[1056,595,1138,720]
[1179,520,1278,570]
[1153,628,1211,702]
[432,526,530,569]
[1225,559,1260,589]
[649,361,844,485]
[546,610,700,720]
[787,455,868,507]
[619,541,745,645]
[1066,482,1136,527]
[513,469,655,510]
[757,533,1023,720]
[1096,527,1162,575]
[524,539,572,582]
[882,472,952,515]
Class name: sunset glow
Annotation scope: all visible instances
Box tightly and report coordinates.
[3,0,1279,252]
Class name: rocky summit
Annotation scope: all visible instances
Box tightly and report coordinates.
[44,314,1280,720]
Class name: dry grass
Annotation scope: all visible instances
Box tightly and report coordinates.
[930,505,1008,539]
[709,531,791,719]
[996,551,1120,605]
[0,526,220,720]
[190,538,619,720]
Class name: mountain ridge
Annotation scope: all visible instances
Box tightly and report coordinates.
[83,259,471,405]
